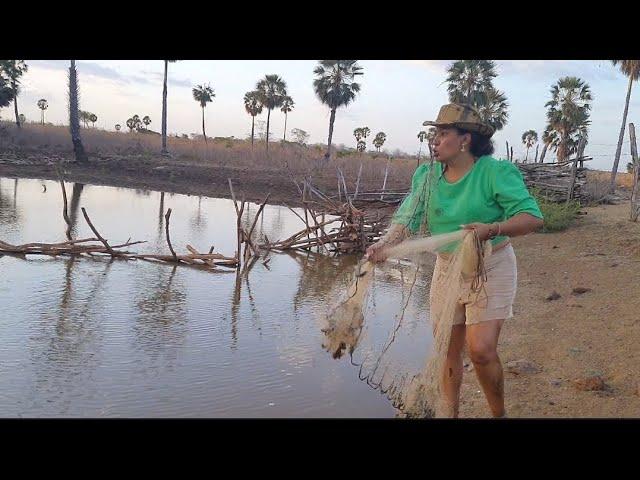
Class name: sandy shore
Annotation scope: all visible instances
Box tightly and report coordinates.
[459,200,640,417]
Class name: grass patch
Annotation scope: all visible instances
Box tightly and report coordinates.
[531,188,581,232]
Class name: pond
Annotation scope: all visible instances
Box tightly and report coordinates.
[0,176,435,417]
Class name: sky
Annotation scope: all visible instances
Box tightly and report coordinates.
[4,59,639,172]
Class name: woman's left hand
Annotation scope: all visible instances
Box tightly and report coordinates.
[461,223,492,242]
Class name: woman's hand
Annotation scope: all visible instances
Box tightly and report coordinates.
[364,241,389,263]
[461,223,494,242]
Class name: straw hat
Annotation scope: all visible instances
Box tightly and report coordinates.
[423,103,495,137]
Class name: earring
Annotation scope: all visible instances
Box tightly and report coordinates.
[461,144,466,152]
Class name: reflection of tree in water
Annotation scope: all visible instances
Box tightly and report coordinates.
[268,207,285,241]
[68,183,84,238]
[29,256,112,414]
[0,179,20,225]
[155,192,165,249]
[229,270,260,350]
[133,265,188,366]
[291,251,357,313]
[189,196,207,233]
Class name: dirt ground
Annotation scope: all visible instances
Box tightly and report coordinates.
[459,199,640,418]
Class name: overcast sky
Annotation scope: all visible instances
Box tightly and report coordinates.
[5,59,639,171]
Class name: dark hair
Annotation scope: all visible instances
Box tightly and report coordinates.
[454,127,494,157]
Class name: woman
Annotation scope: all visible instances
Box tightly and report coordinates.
[365,103,544,418]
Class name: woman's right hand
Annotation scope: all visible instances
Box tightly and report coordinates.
[364,241,389,263]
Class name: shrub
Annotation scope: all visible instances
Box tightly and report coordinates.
[531,188,581,232]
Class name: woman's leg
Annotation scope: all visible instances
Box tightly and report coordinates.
[443,324,467,418]
[466,319,505,417]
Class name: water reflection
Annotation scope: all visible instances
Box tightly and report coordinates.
[190,196,207,233]
[291,251,357,313]
[133,264,188,368]
[28,256,112,415]
[68,183,84,237]
[0,178,20,225]
[1,176,400,417]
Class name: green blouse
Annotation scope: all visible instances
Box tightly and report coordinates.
[392,155,543,248]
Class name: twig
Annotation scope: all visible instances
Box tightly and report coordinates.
[81,207,117,255]
[164,208,178,262]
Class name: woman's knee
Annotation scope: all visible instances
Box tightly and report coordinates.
[468,342,498,366]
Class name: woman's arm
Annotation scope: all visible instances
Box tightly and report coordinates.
[462,213,543,242]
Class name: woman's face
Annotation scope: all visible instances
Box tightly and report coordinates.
[431,127,469,162]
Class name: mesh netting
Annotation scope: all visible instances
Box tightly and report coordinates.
[320,159,492,418]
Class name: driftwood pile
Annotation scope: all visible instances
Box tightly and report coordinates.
[260,178,386,255]
[516,157,590,203]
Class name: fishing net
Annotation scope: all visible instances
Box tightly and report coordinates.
[320,159,492,418]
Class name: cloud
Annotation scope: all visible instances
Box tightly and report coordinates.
[498,60,620,83]
[403,60,451,75]
[140,70,192,88]
[28,60,174,87]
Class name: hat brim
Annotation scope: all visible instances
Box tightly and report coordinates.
[422,120,494,138]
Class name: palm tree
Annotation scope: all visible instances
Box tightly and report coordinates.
[68,60,87,163]
[0,60,28,128]
[361,126,370,140]
[521,130,538,162]
[255,74,287,151]
[538,128,556,163]
[610,60,640,192]
[446,60,509,132]
[426,127,436,158]
[313,60,363,160]
[475,86,509,131]
[280,96,294,141]
[544,76,592,163]
[79,110,90,128]
[446,60,497,104]
[89,113,97,128]
[143,115,151,130]
[37,98,48,125]
[356,140,366,153]
[126,118,136,132]
[0,74,13,109]
[192,84,215,144]
[161,60,177,155]
[132,114,141,131]
[243,90,263,148]
[354,127,363,147]
[373,132,386,152]
[115,124,121,132]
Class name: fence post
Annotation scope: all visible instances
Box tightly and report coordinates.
[630,123,639,221]
[380,158,390,201]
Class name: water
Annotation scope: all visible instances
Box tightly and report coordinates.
[0,177,434,417]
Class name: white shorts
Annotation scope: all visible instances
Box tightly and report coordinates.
[429,243,518,326]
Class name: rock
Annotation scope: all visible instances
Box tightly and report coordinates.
[610,263,619,268]
[572,375,607,391]
[552,245,558,249]
[545,291,561,301]
[566,299,583,308]
[505,359,542,375]
[572,287,592,295]
[550,379,562,387]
